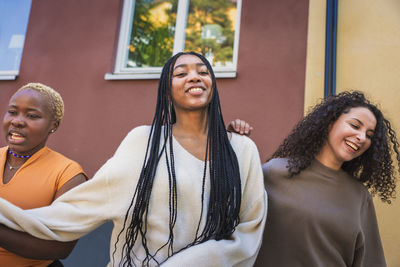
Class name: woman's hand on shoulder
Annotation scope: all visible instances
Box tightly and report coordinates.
[227,119,253,136]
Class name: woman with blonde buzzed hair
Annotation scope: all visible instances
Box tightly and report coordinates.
[0,82,87,267]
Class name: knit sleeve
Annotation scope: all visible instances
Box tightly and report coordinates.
[0,159,111,241]
[352,193,387,267]
[0,126,149,242]
[162,135,267,267]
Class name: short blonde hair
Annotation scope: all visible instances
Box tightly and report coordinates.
[18,82,64,122]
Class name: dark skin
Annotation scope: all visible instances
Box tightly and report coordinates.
[0,174,86,259]
[171,55,213,160]
[170,56,254,159]
[0,89,87,260]
[0,226,74,260]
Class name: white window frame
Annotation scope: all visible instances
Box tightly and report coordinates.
[105,0,242,80]
[0,70,19,80]
[0,0,31,80]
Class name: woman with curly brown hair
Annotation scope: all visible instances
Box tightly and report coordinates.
[231,91,399,267]
[253,91,399,267]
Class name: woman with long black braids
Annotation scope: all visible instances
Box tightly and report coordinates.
[0,52,267,266]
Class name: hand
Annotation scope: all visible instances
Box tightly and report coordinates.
[227,119,253,136]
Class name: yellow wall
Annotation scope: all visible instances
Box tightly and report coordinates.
[305,1,400,266]
[304,0,326,110]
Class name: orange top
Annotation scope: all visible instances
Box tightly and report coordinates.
[0,146,87,267]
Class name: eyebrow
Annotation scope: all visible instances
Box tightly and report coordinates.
[351,118,363,125]
[8,105,41,113]
[173,63,206,70]
[351,117,375,133]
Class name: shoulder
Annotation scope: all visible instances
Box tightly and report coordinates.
[337,170,372,200]
[262,158,290,178]
[118,125,151,147]
[229,133,263,176]
[351,178,372,203]
[43,147,78,165]
[0,146,7,153]
[112,125,152,157]
[125,125,152,139]
[230,132,259,155]
[42,147,85,171]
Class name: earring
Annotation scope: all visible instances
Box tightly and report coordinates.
[50,129,55,133]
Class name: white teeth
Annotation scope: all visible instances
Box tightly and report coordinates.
[188,87,202,93]
[10,133,24,140]
[345,141,358,151]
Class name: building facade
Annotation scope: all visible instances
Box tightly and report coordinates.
[1,0,398,266]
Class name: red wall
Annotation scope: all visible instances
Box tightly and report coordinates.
[0,0,309,176]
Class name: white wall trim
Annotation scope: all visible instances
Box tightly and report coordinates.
[105,71,237,80]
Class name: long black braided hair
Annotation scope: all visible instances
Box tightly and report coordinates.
[114,52,242,266]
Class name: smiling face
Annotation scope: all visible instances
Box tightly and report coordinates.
[170,54,213,113]
[3,89,57,156]
[316,106,377,170]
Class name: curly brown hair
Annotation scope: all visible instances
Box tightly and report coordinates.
[272,91,399,203]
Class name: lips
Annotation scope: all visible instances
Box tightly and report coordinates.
[185,86,205,95]
[187,87,203,93]
[8,131,26,144]
[345,140,359,151]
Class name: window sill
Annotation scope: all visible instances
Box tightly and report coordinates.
[104,71,237,80]
[0,71,18,80]
[0,75,17,80]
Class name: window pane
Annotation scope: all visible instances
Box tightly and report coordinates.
[127,0,177,68]
[110,0,241,78]
[185,0,237,67]
[0,0,31,72]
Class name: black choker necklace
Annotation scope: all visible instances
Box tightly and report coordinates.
[8,148,32,159]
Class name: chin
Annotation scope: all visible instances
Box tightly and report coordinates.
[9,145,33,154]
[342,156,357,163]
[188,104,209,110]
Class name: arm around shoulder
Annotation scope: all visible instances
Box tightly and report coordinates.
[0,126,150,241]
[0,173,87,260]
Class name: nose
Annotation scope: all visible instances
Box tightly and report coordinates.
[356,131,367,143]
[10,115,26,127]
[188,70,201,83]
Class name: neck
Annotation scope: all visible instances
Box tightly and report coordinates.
[173,109,208,137]
[7,154,29,167]
[7,147,38,167]
[315,148,342,170]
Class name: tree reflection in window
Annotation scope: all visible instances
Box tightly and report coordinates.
[127,0,238,68]
[186,0,236,67]
[128,0,177,67]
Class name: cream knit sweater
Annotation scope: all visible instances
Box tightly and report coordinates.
[0,126,267,266]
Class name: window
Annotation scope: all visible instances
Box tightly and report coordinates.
[0,0,32,80]
[106,0,242,80]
